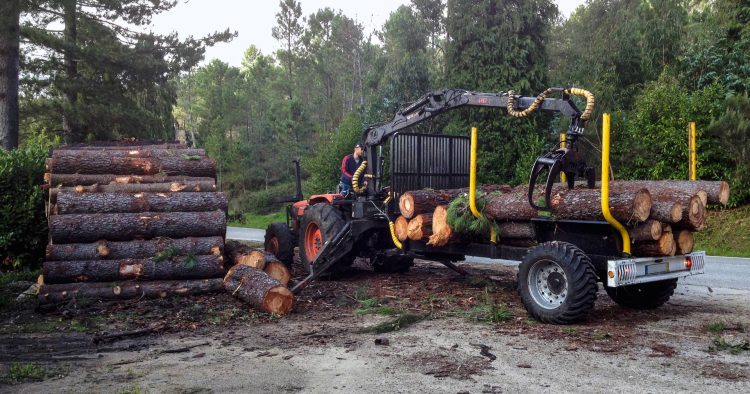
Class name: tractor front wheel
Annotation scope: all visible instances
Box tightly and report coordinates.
[298,203,355,273]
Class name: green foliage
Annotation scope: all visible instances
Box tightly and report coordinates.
[0,134,57,269]
[694,205,750,258]
[359,313,426,334]
[306,113,363,194]
[1,363,47,384]
[229,210,287,229]
[228,181,298,215]
[709,336,750,355]
[446,194,491,235]
[704,95,750,205]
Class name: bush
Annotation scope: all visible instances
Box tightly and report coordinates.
[306,113,363,195]
[228,181,299,215]
[1,134,56,269]
[705,94,750,205]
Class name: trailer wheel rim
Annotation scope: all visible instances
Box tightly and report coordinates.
[266,236,280,256]
[527,259,568,310]
[304,223,323,260]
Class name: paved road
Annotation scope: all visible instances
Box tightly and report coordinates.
[226,226,750,290]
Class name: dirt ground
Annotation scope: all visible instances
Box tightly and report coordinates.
[1,258,748,393]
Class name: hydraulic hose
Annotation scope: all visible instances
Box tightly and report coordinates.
[388,221,403,249]
[564,88,595,121]
[351,160,368,193]
[506,88,556,118]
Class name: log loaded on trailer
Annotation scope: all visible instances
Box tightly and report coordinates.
[264,88,719,324]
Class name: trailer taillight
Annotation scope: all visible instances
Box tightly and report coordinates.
[684,256,693,269]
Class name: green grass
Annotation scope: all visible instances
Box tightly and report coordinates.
[0,269,41,286]
[228,210,287,229]
[694,205,750,257]
[1,363,47,384]
[709,336,750,355]
[359,313,426,334]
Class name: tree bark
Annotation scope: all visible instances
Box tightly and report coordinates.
[0,0,20,150]
[38,279,224,304]
[399,185,512,219]
[55,191,228,214]
[43,255,225,283]
[612,180,729,206]
[263,260,291,286]
[673,230,695,255]
[394,216,409,242]
[51,148,205,159]
[648,200,683,224]
[50,181,217,202]
[46,236,224,261]
[62,0,81,143]
[407,214,433,241]
[46,155,216,177]
[673,195,705,230]
[225,241,279,270]
[49,211,226,243]
[628,220,662,242]
[497,222,536,239]
[45,173,215,186]
[56,142,188,150]
[633,232,675,257]
[223,265,294,315]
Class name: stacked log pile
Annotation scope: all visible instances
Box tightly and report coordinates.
[39,142,228,304]
[223,240,294,315]
[395,180,729,258]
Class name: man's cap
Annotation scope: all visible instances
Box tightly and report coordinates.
[355,143,363,149]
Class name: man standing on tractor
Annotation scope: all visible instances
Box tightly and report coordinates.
[339,143,364,195]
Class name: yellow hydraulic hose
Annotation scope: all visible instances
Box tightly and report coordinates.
[564,88,596,121]
[351,160,368,193]
[389,221,403,249]
[469,127,496,243]
[601,113,631,254]
[506,88,555,118]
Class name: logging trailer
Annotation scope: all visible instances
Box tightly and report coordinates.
[264,88,706,324]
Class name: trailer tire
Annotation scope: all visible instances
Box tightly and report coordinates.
[265,222,295,270]
[299,203,355,273]
[604,279,677,310]
[371,254,413,274]
[518,242,597,324]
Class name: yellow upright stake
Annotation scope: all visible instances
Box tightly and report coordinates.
[601,114,631,254]
[560,133,567,183]
[469,127,496,243]
[689,122,697,180]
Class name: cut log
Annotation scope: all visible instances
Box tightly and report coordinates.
[612,180,729,206]
[497,222,536,239]
[486,186,651,224]
[427,205,456,247]
[224,241,280,270]
[673,230,695,255]
[43,255,225,284]
[51,148,205,159]
[675,195,706,230]
[46,237,224,261]
[46,155,216,177]
[49,211,226,243]
[38,279,224,304]
[223,265,294,315]
[45,173,215,186]
[50,181,216,202]
[55,142,189,150]
[263,260,291,286]
[399,185,512,219]
[633,232,675,257]
[55,192,228,214]
[628,220,662,242]
[648,200,683,224]
[407,214,433,241]
[394,216,409,242]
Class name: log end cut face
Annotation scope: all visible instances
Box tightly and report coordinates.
[263,286,294,315]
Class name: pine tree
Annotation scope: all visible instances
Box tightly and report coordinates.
[0,0,20,149]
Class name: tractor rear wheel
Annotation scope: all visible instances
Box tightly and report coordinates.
[605,279,677,310]
[299,203,355,273]
[264,222,295,270]
[518,242,598,324]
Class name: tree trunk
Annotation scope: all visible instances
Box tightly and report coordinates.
[43,255,225,284]
[225,241,278,270]
[648,200,683,224]
[0,0,20,150]
[55,192,228,214]
[485,186,652,224]
[45,173,215,186]
[62,0,81,143]
[55,142,188,150]
[223,265,293,315]
[407,214,433,241]
[497,222,536,239]
[50,181,217,202]
[673,230,695,255]
[263,260,291,286]
[612,180,729,206]
[628,220,662,242]
[427,205,456,247]
[674,195,705,231]
[46,236,224,261]
[51,148,205,159]
[394,216,409,242]
[49,211,226,243]
[399,185,512,219]
[633,232,675,257]
[46,155,216,177]
[38,279,224,304]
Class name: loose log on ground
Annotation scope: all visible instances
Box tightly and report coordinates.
[45,173,215,186]
[674,230,695,255]
[224,241,281,270]
[497,222,536,239]
[399,185,512,219]
[46,155,216,177]
[50,181,216,202]
[55,192,228,214]
[263,261,291,286]
[633,232,675,257]
[427,205,456,247]
[394,216,409,242]
[485,186,651,224]
[51,148,205,159]
[38,279,224,304]
[223,265,293,315]
[611,180,729,206]
[46,236,224,261]
[407,214,433,241]
[49,211,226,243]
[43,255,225,284]
[628,220,663,242]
